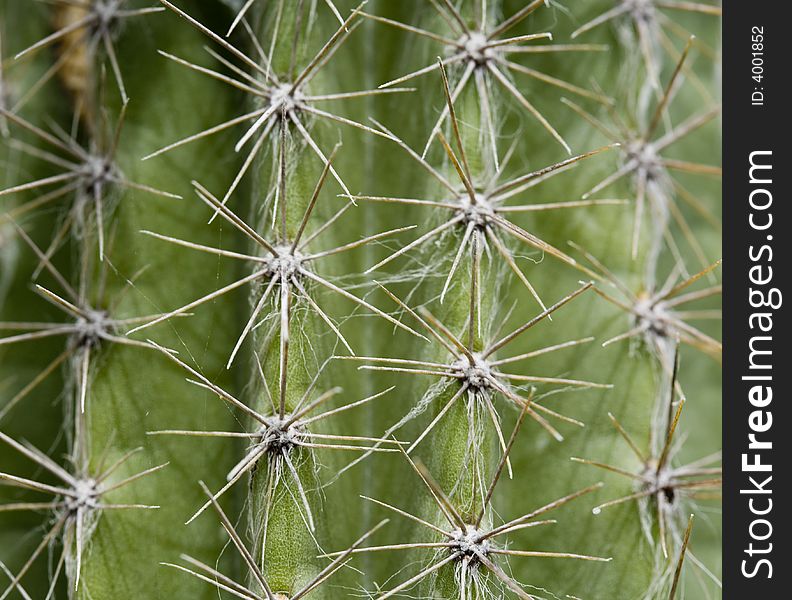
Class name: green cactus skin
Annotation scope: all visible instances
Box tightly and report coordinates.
[0,1,722,599]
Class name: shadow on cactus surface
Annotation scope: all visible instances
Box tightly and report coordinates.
[0,0,721,598]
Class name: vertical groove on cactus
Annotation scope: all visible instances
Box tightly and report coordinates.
[0,1,722,599]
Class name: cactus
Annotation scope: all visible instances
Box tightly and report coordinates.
[0,1,721,599]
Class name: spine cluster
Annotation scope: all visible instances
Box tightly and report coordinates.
[0,1,722,599]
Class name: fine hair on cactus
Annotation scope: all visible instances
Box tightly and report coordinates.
[0,1,721,599]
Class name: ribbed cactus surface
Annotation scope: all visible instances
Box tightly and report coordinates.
[0,1,721,599]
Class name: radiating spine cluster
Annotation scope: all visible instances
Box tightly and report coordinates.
[0,1,722,599]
